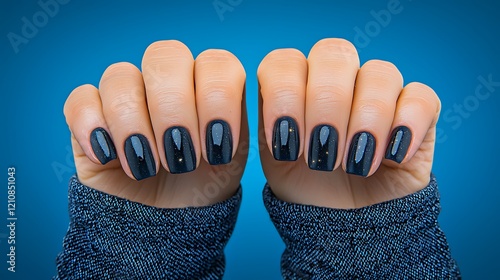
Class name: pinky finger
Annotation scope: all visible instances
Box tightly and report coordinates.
[384,82,441,164]
[64,84,117,165]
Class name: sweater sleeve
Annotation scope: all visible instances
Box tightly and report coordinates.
[263,174,461,279]
[54,176,241,280]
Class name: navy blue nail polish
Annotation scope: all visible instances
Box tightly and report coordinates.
[124,134,156,180]
[272,116,299,161]
[308,125,338,171]
[346,132,376,177]
[206,120,232,165]
[164,127,196,174]
[90,128,117,165]
[385,126,412,164]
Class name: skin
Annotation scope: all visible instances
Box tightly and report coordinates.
[64,38,440,209]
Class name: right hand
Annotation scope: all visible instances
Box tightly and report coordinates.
[257,38,441,209]
[63,40,248,208]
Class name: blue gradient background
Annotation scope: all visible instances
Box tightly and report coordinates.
[1,0,499,279]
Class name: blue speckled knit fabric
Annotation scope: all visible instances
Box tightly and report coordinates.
[55,174,460,279]
[54,176,241,280]
[263,175,461,279]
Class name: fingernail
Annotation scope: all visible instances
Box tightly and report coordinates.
[124,134,156,180]
[346,132,376,177]
[164,127,196,174]
[308,125,338,171]
[385,126,412,164]
[206,120,232,165]
[272,116,300,161]
[90,128,117,165]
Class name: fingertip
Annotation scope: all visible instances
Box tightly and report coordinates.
[143,40,193,64]
[309,38,360,67]
[100,62,141,87]
[258,48,306,81]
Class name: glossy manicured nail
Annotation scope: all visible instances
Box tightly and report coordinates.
[124,134,156,180]
[308,125,338,171]
[385,126,412,164]
[206,120,232,165]
[272,116,299,161]
[164,127,196,174]
[346,132,376,177]
[90,128,117,165]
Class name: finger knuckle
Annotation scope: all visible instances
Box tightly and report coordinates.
[311,38,359,59]
[154,89,189,109]
[73,103,97,118]
[312,96,345,113]
[199,88,234,105]
[406,82,441,113]
[154,86,187,98]
[258,48,306,77]
[108,89,143,116]
[196,49,245,80]
[269,89,302,110]
[102,62,140,80]
[144,40,192,58]
[64,84,96,117]
[357,99,391,116]
[266,48,305,63]
[74,83,96,93]
[361,59,402,84]
[308,84,350,100]
[197,49,238,64]
[268,80,304,98]
[142,41,194,76]
[363,59,397,71]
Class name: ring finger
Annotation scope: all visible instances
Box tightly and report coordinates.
[99,62,159,181]
[343,60,403,177]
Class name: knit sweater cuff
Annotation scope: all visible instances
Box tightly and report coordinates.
[263,174,460,279]
[55,175,242,280]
